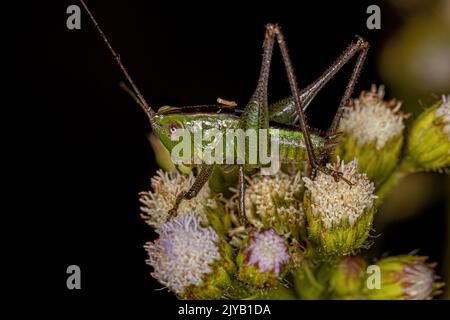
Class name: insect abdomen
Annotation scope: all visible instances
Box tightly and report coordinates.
[273,128,326,163]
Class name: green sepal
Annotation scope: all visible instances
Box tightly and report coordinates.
[329,256,367,299]
[204,203,232,237]
[405,101,450,170]
[304,195,375,256]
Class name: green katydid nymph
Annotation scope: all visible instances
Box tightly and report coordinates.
[80,0,369,224]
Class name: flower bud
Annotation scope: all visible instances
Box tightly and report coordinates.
[243,171,306,240]
[335,85,407,185]
[303,157,377,255]
[237,229,290,288]
[405,95,450,171]
[144,213,235,299]
[139,169,216,228]
[329,256,366,299]
[364,255,443,300]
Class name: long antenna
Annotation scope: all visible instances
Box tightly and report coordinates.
[120,82,146,110]
[79,0,157,126]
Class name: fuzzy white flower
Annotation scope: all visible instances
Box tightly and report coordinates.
[340,85,406,150]
[435,94,450,142]
[244,171,305,235]
[402,263,436,300]
[303,157,377,229]
[244,229,290,276]
[367,255,443,300]
[144,213,221,294]
[139,169,216,228]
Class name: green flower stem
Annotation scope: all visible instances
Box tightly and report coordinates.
[303,263,325,291]
[293,252,339,299]
[444,178,450,300]
[293,262,323,299]
[375,158,415,204]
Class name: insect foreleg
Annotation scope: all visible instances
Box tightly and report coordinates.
[168,164,214,217]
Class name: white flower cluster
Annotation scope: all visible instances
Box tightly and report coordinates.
[340,85,405,149]
[436,94,450,142]
[145,213,221,294]
[245,171,305,229]
[402,262,436,300]
[244,229,290,276]
[303,157,377,229]
[140,169,216,228]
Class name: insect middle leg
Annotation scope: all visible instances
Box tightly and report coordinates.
[168,26,277,220]
[237,164,246,225]
[236,24,277,225]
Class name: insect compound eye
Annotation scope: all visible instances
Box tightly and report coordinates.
[167,121,182,135]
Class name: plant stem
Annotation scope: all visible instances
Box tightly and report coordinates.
[375,159,415,204]
[444,177,450,300]
[303,263,324,291]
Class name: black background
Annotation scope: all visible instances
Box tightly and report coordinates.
[7,0,447,305]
